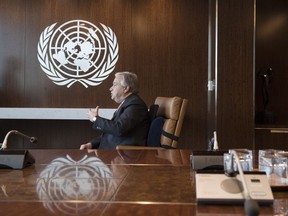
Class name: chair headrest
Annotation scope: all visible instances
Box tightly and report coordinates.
[155,96,183,120]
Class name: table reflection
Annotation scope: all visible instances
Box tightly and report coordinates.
[0,170,24,198]
[274,199,288,215]
[37,154,117,215]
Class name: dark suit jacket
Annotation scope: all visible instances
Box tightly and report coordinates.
[91,94,150,149]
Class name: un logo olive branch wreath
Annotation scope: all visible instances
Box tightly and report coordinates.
[37,21,119,88]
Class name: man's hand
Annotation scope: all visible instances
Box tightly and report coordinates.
[79,142,92,150]
[88,106,99,122]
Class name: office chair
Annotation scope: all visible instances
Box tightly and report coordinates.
[116,96,188,150]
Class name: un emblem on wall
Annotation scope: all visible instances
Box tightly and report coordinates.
[37,20,119,88]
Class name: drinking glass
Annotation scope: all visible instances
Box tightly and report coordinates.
[258,149,287,178]
[224,149,253,172]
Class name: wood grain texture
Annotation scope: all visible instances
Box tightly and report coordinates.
[0,0,209,149]
[0,149,285,215]
[0,0,271,151]
[255,0,288,125]
[217,0,255,149]
[0,0,26,106]
[130,0,209,149]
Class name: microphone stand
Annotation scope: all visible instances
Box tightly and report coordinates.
[230,150,260,216]
[0,130,37,169]
[1,130,37,150]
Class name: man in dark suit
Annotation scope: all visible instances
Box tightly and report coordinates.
[80,72,150,150]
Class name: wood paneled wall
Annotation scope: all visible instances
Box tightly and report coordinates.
[0,0,255,150]
[217,0,255,149]
[255,0,288,125]
[254,0,288,151]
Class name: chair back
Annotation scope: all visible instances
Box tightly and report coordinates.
[148,96,188,148]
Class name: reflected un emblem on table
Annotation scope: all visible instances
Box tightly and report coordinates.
[37,20,119,88]
[36,155,117,215]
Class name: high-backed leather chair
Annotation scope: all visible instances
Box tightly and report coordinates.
[151,96,188,148]
[116,96,188,150]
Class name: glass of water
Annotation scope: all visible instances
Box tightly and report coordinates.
[258,149,287,178]
[224,149,253,172]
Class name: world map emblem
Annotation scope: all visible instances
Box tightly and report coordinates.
[37,20,119,88]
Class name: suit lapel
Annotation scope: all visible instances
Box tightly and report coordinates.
[112,101,125,120]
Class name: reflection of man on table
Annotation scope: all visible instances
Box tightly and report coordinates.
[80,72,150,150]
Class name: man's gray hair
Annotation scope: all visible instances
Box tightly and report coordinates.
[116,72,139,94]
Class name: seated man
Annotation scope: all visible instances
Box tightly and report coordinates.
[80,71,150,150]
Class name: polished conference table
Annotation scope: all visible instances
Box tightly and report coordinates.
[0,149,287,215]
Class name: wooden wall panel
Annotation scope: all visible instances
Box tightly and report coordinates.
[255,0,288,125]
[254,0,288,151]
[0,0,258,151]
[0,119,99,149]
[24,0,133,108]
[255,129,288,151]
[217,0,255,150]
[0,0,210,149]
[130,0,209,149]
[0,0,26,106]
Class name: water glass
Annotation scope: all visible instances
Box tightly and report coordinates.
[224,149,253,172]
[258,149,287,178]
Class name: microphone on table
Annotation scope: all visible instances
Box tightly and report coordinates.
[226,150,260,216]
[0,130,37,169]
[1,130,37,150]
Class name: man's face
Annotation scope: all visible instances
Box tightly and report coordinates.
[110,75,125,103]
